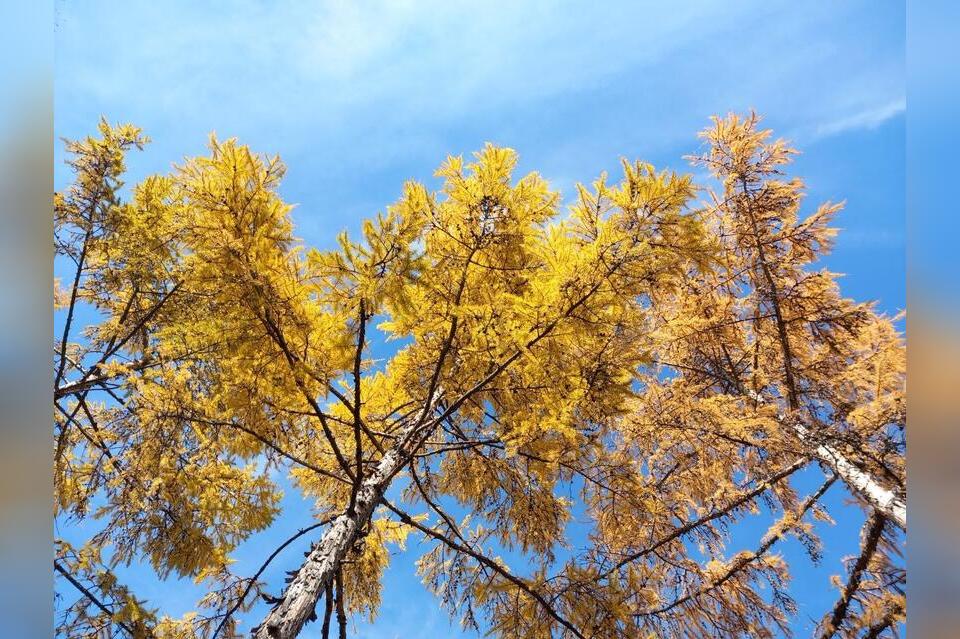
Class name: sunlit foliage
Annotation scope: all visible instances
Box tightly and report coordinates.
[54,114,904,639]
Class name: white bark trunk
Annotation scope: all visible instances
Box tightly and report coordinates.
[253,409,438,639]
[794,423,906,529]
[746,391,905,529]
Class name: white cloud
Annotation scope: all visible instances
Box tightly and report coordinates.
[52,1,749,149]
[54,0,904,238]
[811,98,906,140]
[840,227,904,249]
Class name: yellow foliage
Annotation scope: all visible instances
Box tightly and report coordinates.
[53,114,904,639]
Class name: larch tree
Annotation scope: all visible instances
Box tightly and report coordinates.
[54,113,905,639]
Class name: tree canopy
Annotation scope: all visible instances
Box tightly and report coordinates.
[54,113,905,639]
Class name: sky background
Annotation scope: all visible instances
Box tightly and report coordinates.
[54,1,905,637]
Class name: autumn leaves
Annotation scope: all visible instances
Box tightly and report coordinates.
[55,114,904,638]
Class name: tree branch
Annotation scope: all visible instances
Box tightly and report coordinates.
[212,517,335,639]
[348,299,367,514]
[818,510,886,639]
[382,499,587,639]
[641,473,837,617]
[54,559,141,638]
[599,457,809,581]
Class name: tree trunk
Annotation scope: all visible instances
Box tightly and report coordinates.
[747,391,906,530]
[794,423,906,529]
[253,407,438,639]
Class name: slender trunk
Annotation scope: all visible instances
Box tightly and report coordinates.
[745,388,906,530]
[736,183,905,529]
[334,570,347,639]
[55,227,92,389]
[253,405,438,639]
[740,178,799,411]
[819,511,886,639]
[793,422,906,529]
[320,582,333,639]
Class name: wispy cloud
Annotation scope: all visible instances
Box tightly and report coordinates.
[811,98,906,140]
[840,226,905,249]
[55,0,903,175]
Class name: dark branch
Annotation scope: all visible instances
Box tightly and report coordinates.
[382,499,587,639]
[212,517,334,639]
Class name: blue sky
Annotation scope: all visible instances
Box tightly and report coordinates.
[54,1,904,637]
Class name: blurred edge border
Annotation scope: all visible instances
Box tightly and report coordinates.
[908,1,960,638]
[0,1,956,637]
[1,1,54,638]
[0,0,54,638]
